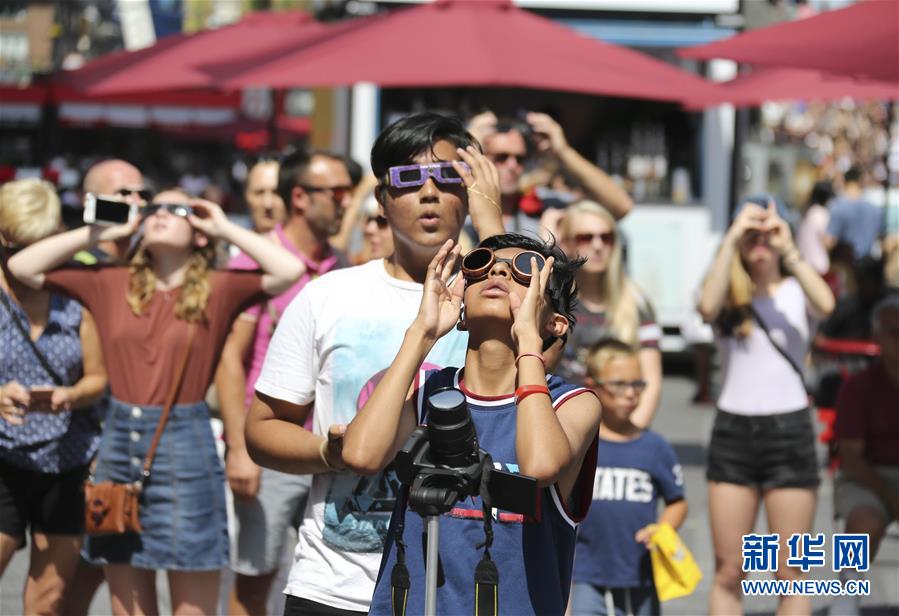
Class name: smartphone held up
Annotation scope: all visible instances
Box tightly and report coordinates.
[83,193,137,225]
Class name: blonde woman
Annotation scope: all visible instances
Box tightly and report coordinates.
[698,200,834,616]
[558,200,662,428]
[0,179,107,615]
[9,189,303,616]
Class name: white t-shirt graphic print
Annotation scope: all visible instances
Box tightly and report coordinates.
[255,258,467,611]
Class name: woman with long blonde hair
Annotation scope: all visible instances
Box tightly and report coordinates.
[9,188,304,616]
[557,200,663,428]
[698,199,834,615]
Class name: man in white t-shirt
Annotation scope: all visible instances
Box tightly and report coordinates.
[246,112,504,616]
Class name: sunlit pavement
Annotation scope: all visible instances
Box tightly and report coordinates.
[1,371,896,615]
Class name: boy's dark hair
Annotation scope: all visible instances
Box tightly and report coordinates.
[371,112,480,180]
[277,148,346,213]
[476,232,585,330]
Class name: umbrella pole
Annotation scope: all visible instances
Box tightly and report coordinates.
[728,106,749,221]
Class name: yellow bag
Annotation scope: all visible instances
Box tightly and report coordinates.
[649,522,703,602]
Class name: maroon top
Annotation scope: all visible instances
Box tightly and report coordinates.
[835,361,899,467]
[44,265,266,406]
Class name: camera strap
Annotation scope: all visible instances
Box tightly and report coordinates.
[474,470,498,616]
[390,484,411,616]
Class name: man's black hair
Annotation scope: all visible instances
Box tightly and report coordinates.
[844,166,863,185]
[277,148,347,210]
[476,232,585,331]
[371,112,479,181]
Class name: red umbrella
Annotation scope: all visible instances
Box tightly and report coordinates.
[679,0,899,85]
[684,67,899,108]
[57,10,327,95]
[208,0,716,103]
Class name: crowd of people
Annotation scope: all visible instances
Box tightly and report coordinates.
[0,107,896,616]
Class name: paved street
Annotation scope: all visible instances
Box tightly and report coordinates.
[2,369,897,615]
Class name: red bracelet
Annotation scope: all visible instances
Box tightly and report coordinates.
[515,352,546,369]
[515,384,550,405]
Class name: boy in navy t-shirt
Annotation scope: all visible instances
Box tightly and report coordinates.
[572,339,688,616]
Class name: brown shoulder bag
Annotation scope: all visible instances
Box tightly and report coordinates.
[84,324,196,535]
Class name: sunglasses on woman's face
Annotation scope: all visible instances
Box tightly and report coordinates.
[367,215,388,229]
[573,232,615,247]
[461,247,546,286]
[142,203,194,218]
[384,162,470,189]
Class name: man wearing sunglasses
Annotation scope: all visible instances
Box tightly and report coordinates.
[215,148,353,616]
[467,110,633,237]
[74,159,149,266]
[245,112,504,616]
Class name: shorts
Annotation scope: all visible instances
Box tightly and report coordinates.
[570,583,659,616]
[834,466,899,521]
[82,398,229,571]
[283,595,367,616]
[0,459,88,541]
[706,408,820,489]
[232,467,312,576]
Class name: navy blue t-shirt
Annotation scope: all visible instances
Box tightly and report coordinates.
[574,430,684,588]
[369,367,598,615]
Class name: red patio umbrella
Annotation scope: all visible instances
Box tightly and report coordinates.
[207,0,716,103]
[684,67,899,108]
[679,0,899,85]
[56,10,327,95]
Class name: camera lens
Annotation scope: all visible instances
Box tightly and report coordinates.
[426,387,480,468]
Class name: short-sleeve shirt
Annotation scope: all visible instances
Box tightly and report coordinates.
[228,225,341,410]
[0,289,100,472]
[558,294,661,384]
[574,430,684,588]
[835,361,899,467]
[369,367,598,615]
[255,258,469,612]
[44,265,266,405]
[826,196,883,259]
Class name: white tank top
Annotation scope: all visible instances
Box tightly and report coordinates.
[716,277,811,415]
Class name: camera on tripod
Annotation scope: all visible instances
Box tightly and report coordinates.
[394,386,537,518]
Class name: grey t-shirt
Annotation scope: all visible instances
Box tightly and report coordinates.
[826,197,883,259]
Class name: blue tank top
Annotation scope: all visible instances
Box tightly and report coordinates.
[369,367,597,616]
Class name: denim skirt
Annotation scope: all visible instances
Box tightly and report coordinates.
[83,397,229,571]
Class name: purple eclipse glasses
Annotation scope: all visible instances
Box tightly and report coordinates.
[384,162,470,188]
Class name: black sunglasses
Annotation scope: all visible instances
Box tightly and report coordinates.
[367,215,388,229]
[116,187,153,201]
[301,184,352,203]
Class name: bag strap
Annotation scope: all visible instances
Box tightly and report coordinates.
[748,304,806,383]
[140,323,196,483]
[0,290,65,385]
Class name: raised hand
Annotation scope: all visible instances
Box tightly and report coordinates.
[727,202,767,244]
[185,198,230,239]
[508,256,554,352]
[411,239,464,342]
[526,112,568,155]
[94,213,141,243]
[762,199,795,256]
[454,146,502,215]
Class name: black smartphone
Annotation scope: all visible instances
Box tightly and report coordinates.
[83,193,135,225]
